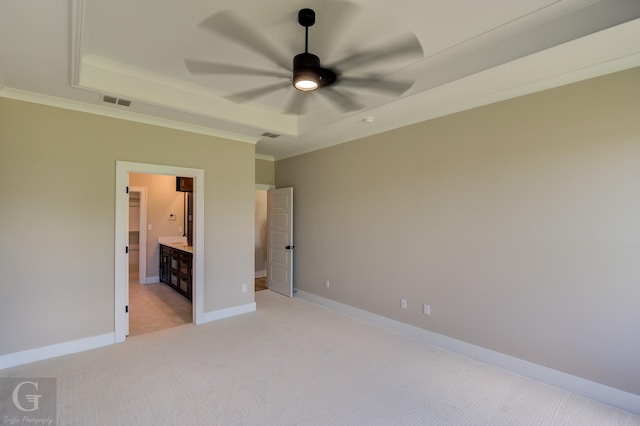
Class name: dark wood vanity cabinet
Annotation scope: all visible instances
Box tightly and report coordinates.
[159,244,192,301]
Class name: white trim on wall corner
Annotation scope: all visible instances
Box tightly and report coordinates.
[295,290,640,416]
[145,275,160,284]
[0,333,114,370]
[201,302,256,324]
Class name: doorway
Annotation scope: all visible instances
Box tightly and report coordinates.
[128,175,192,336]
[115,161,205,343]
[255,185,274,292]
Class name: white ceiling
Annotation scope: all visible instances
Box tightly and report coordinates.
[1,0,640,160]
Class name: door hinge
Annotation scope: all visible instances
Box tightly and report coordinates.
[125,246,129,254]
[125,305,129,313]
[126,186,129,194]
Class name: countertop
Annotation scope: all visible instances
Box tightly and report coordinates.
[160,241,193,254]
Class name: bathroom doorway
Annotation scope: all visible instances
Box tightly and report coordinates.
[115,161,205,343]
[127,174,192,336]
[255,184,274,292]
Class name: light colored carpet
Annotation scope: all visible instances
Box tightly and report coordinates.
[2,290,639,425]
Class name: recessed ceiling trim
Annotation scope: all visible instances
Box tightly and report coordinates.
[70,0,86,87]
[79,54,298,137]
[277,18,640,160]
[0,87,260,144]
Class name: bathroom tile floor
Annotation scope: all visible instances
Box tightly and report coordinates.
[128,270,192,336]
[128,271,268,336]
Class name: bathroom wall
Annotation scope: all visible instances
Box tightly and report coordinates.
[129,173,185,281]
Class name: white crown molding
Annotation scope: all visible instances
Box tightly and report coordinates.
[0,87,260,144]
[79,54,298,137]
[276,18,640,161]
[255,184,275,191]
[255,153,275,161]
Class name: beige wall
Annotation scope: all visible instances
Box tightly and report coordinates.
[275,68,640,395]
[0,98,255,355]
[255,158,275,185]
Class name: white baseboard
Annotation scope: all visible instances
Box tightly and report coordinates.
[0,333,115,370]
[201,302,256,323]
[145,275,159,284]
[296,290,640,415]
[254,270,267,278]
[0,301,257,370]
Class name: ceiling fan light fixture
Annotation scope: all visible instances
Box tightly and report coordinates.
[294,72,319,91]
[293,52,321,91]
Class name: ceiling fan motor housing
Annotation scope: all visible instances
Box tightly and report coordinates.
[294,52,320,70]
[293,53,337,90]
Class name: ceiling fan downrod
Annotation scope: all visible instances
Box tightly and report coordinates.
[299,8,315,53]
[293,8,336,91]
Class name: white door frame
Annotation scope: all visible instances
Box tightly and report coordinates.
[129,186,147,284]
[115,161,205,343]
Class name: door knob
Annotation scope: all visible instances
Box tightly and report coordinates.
[285,245,295,250]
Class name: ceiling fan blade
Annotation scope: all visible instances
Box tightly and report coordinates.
[226,81,291,103]
[339,76,414,95]
[329,33,423,72]
[318,87,364,112]
[199,11,292,72]
[184,59,290,78]
[310,1,362,59]
[284,91,312,115]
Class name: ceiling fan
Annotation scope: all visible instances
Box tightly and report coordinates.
[184,3,423,115]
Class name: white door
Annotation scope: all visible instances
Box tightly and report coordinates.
[267,187,294,297]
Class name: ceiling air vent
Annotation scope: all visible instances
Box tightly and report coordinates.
[261,132,280,138]
[102,95,132,107]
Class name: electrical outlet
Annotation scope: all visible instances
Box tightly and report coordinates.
[401,298,407,309]
[325,280,330,289]
[423,304,431,315]
[242,284,247,293]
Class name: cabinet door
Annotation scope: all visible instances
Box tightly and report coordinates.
[159,245,170,283]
